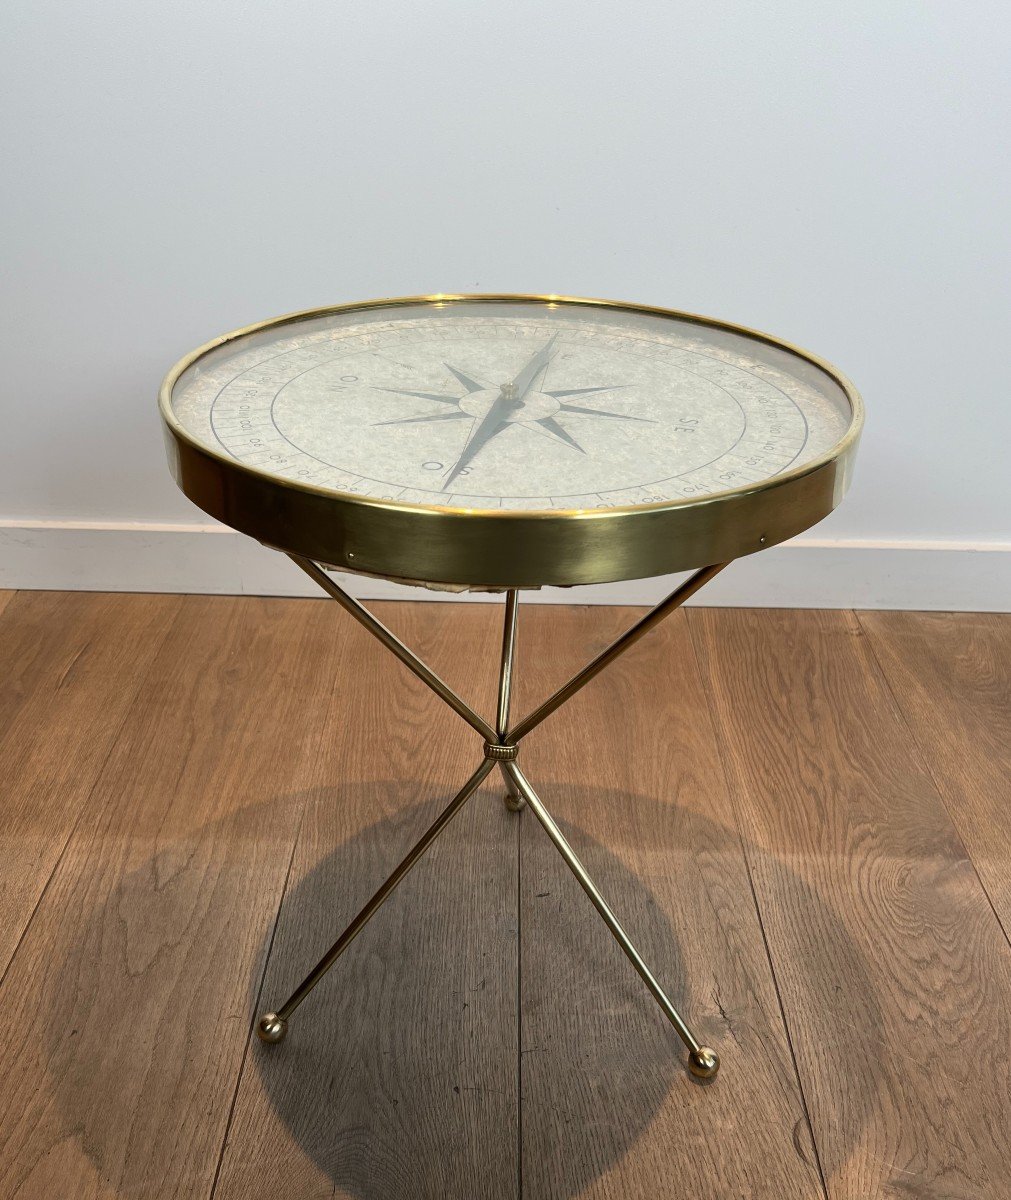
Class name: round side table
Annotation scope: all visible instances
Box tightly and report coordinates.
[160,294,863,1081]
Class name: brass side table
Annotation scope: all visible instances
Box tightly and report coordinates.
[160,294,862,1080]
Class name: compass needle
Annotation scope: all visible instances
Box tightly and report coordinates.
[440,336,565,489]
[441,394,513,490]
[510,334,558,396]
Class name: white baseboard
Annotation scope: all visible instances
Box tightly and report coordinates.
[0,520,1008,610]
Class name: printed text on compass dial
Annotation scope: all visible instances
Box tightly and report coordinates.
[173,318,845,511]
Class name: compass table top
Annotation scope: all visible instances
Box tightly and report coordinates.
[160,294,863,589]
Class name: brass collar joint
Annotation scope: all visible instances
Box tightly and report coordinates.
[483,742,519,761]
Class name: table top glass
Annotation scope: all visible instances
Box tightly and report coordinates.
[168,298,856,515]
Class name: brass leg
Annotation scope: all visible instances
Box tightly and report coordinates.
[258,556,729,1078]
[257,757,495,1043]
[504,563,727,745]
[501,762,525,812]
[503,761,720,1080]
[496,591,525,811]
[287,554,497,743]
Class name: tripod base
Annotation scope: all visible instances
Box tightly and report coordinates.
[255,556,728,1082]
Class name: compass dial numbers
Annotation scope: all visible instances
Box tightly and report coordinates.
[171,307,851,512]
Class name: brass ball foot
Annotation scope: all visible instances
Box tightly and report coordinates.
[504,791,526,812]
[257,1013,288,1044]
[688,1047,720,1079]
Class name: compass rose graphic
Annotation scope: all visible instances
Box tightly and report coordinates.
[372,336,652,490]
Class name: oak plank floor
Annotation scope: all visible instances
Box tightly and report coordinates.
[0,593,1007,1199]
[514,604,823,1199]
[857,611,1011,940]
[0,590,183,976]
[213,602,518,1200]
[689,608,1011,1200]
[0,595,353,1199]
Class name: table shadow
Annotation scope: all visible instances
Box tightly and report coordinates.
[36,777,883,1198]
[245,776,881,1199]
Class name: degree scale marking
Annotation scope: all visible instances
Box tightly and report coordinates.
[257,333,754,500]
[206,330,802,503]
[216,337,757,502]
[209,331,802,503]
[178,310,846,511]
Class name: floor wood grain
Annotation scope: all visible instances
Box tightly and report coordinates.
[0,590,183,976]
[514,604,823,1199]
[0,595,352,1200]
[213,602,518,1200]
[689,608,1011,1200]
[0,593,1007,1200]
[858,611,1011,942]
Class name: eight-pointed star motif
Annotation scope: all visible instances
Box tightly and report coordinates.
[371,338,653,491]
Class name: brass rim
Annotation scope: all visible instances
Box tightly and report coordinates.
[158,293,864,587]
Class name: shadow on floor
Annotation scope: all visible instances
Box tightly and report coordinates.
[35,778,881,1198]
[241,777,880,1198]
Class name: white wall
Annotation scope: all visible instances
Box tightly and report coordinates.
[1,1,1008,607]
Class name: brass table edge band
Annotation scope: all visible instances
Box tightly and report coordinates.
[159,293,863,588]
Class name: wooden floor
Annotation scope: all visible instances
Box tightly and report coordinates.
[0,590,1008,1200]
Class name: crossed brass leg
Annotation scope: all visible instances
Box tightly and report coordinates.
[502,762,718,1079]
[257,555,727,1080]
[496,588,525,812]
[256,758,495,1044]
